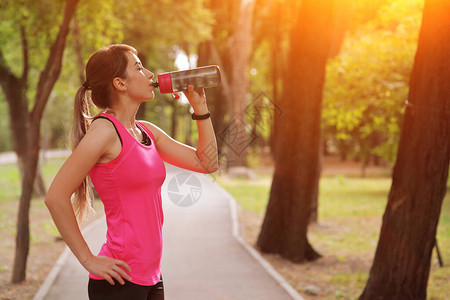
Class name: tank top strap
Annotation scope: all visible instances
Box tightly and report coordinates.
[93,112,134,147]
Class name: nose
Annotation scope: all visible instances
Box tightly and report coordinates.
[147,69,154,79]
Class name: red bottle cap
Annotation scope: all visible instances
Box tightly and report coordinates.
[157,73,173,94]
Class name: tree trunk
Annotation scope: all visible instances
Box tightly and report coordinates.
[308,0,352,224]
[10,0,79,283]
[268,0,281,159]
[33,163,47,197]
[257,0,335,262]
[199,0,240,169]
[183,50,193,146]
[12,120,40,283]
[225,0,256,168]
[205,40,232,157]
[359,0,450,298]
[170,100,178,138]
[16,156,46,198]
[72,15,85,84]
[0,44,45,198]
[266,0,350,224]
[309,139,323,224]
[184,106,193,146]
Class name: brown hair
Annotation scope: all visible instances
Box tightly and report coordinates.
[71,44,137,223]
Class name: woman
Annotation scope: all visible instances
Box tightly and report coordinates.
[45,44,218,300]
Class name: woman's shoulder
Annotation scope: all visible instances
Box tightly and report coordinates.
[86,117,120,143]
[71,117,120,160]
[90,116,116,131]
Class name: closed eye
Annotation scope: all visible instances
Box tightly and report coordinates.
[134,61,144,71]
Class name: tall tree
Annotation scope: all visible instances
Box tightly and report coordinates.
[0,0,79,283]
[226,0,256,168]
[359,0,450,298]
[196,0,239,163]
[256,0,335,262]
[250,0,353,223]
[198,0,256,170]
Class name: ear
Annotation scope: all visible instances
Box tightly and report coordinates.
[112,77,127,91]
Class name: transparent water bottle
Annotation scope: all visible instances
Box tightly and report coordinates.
[152,65,221,97]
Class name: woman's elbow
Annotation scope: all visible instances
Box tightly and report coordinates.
[195,163,218,174]
[195,157,218,174]
[204,162,219,174]
[44,194,56,208]
[209,164,219,173]
[44,190,63,208]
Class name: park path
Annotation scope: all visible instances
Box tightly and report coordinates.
[34,163,303,300]
[0,149,71,165]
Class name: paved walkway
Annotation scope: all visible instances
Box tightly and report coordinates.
[35,164,303,300]
[0,149,71,165]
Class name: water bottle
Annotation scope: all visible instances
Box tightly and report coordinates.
[152,65,221,97]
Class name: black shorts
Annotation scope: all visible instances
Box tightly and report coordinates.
[88,274,164,300]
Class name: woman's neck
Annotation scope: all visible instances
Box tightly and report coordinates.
[106,103,140,129]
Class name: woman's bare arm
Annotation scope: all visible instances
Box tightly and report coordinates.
[45,119,131,285]
[142,120,218,174]
[141,85,218,174]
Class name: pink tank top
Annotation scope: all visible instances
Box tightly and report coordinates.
[88,112,166,286]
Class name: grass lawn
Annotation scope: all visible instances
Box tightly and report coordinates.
[0,156,448,299]
[215,169,450,300]
[0,157,103,300]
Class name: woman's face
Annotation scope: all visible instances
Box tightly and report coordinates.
[121,51,155,102]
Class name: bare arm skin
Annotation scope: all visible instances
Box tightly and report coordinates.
[45,119,132,285]
[142,85,219,173]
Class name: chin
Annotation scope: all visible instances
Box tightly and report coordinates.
[144,93,155,101]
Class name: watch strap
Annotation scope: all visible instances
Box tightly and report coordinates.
[192,111,211,120]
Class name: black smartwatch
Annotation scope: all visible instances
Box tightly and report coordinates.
[192,111,211,120]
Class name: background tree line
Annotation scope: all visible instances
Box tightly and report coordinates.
[1,0,448,299]
[0,0,422,167]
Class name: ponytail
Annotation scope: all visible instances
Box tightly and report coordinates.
[69,44,137,224]
[70,85,95,224]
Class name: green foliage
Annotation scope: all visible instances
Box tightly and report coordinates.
[323,0,424,162]
[247,0,406,156]
[0,0,70,104]
[114,0,214,138]
[112,0,214,75]
[42,0,127,149]
[0,0,426,159]
[0,0,215,150]
[75,0,124,51]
